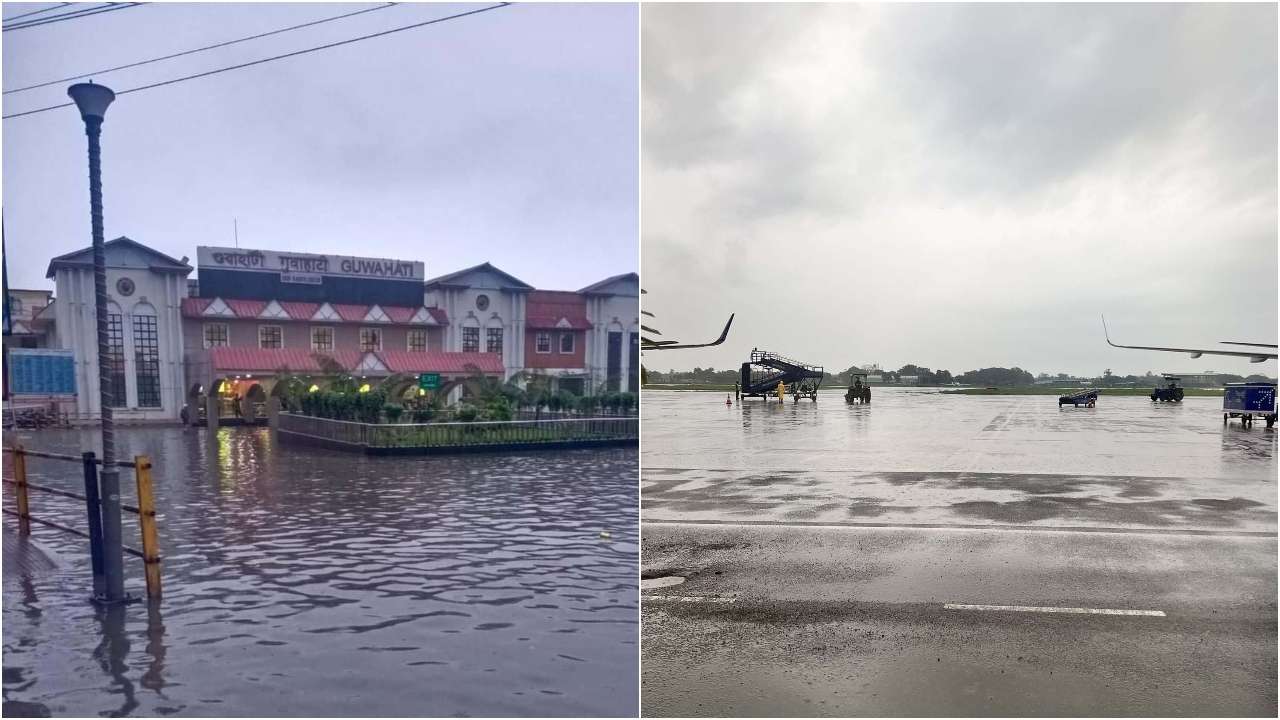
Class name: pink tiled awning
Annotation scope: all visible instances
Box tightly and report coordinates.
[379,351,504,375]
[208,348,363,373]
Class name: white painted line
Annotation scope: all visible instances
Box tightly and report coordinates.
[643,595,736,604]
[944,603,1165,617]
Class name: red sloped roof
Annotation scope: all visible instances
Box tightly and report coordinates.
[384,306,416,323]
[379,351,504,375]
[182,299,449,324]
[208,348,366,373]
[331,303,371,322]
[279,302,320,320]
[526,290,591,330]
[224,299,267,318]
[181,297,212,316]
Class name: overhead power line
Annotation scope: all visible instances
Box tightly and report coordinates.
[3,2,145,33]
[2,2,512,120]
[2,3,73,23]
[5,2,399,95]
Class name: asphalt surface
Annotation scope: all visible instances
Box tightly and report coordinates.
[641,389,1277,716]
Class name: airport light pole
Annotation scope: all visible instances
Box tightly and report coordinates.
[68,81,127,604]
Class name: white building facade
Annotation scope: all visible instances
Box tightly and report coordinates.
[46,237,191,422]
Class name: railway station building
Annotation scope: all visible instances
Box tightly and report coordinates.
[30,237,637,424]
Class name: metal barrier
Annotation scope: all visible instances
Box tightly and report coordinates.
[278,413,637,451]
[2,445,162,600]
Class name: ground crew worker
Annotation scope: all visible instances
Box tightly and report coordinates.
[777,381,786,402]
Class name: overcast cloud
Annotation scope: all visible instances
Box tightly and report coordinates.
[641,2,1276,377]
[3,2,637,292]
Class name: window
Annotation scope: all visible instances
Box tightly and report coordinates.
[407,329,428,352]
[311,326,334,351]
[104,313,127,407]
[203,323,229,348]
[133,315,161,408]
[559,332,575,354]
[486,327,503,354]
[462,326,480,353]
[360,327,382,351]
[535,332,551,354]
[8,296,22,318]
[259,325,283,349]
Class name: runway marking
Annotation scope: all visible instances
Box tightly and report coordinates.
[643,595,736,604]
[642,518,1275,538]
[943,603,1165,617]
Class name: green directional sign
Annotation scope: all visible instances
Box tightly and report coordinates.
[418,373,441,390]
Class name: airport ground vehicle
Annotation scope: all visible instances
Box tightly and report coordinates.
[1223,382,1277,428]
[845,373,871,404]
[1151,375,1184,402]
[1059,389,1098,408]
[740,350,823,401]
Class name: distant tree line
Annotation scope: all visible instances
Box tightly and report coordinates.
[643,363,1275,388]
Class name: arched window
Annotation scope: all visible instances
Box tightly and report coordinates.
[104,302,127,407]
[132,302,162,408]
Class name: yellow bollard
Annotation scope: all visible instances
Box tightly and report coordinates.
[134,455,162,599]
[13,446,30,535]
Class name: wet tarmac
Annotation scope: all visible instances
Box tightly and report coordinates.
[642,388,1277,716]
[3,426,638,717]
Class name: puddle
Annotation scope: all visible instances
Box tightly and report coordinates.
[641,576,686,589]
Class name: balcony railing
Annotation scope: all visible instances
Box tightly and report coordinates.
[277,413,637,453]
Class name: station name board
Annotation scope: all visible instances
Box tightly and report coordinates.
[197,247,425,281]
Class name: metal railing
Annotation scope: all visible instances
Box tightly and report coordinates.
[2,445,162,599]
[278,413,637,450]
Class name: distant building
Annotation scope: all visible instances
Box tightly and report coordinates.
[5,287,54,348]
[899,375,919,385]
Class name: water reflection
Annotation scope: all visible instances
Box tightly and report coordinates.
[3,427,638,717]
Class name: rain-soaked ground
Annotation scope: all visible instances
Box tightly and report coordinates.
[642,388,1277,717]
[2,426,638,718]
[643,387,1276,531]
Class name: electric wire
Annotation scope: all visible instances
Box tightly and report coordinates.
[2,2,511,120]
[2,3,73,23]
[5,2,398,94]
[3,3,145,33]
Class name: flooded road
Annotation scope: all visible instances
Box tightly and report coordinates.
[3,426,637,717]
[642,389,1276,716]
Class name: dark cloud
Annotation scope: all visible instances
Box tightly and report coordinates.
[3,3,637,291]
[642,3,1276,376]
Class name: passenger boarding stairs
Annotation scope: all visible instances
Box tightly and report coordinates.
[740,350,825,398]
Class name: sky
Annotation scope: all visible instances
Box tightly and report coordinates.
[641,3,1277,378]
[2,1,637,292]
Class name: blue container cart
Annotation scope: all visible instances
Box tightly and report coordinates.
[1223,382,1277,429]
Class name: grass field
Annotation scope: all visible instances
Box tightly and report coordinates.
[940,387,1225,396]
[642,383,1226,396]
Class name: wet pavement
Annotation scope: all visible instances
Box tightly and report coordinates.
[642,388,1277,716]
[3,426,638,717]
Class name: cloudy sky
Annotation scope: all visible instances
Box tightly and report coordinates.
[3,2,637,291]
[642,3,1276,378]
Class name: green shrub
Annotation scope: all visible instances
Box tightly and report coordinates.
[384,403,404,423]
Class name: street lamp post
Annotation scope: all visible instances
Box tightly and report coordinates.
[68,81,127,604]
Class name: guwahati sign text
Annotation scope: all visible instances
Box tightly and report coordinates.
[198,246,425,282]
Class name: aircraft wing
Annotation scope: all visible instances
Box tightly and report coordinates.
[1102,317,1277,362]
[641,314,734,350]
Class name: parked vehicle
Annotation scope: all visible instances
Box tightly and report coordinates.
[1223,382,1277,428]
[1150,374,1184,403]
[1059,389,1098,408]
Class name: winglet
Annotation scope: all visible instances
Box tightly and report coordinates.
[714,313,735,345]
[1101,314,1116,347]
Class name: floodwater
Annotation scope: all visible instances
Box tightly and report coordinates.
[643,388,1276,533]
[2,427,638,717]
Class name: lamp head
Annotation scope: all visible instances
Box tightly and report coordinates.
[67,82,115,121]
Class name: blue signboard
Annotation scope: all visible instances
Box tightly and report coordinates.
[7,349,76,396]
[1223,383,1276,413]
